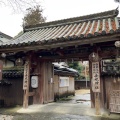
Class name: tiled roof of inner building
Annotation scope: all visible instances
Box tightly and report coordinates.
[1,9,120,47]
[2,65,79,78]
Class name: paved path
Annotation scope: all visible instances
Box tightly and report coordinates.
[13,113,100,120]
[14,93,101,120]
[0,90,101,120]
[0,90,106,120]
[0,89,119,120]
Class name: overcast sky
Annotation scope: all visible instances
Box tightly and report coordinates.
[0,0,119,37]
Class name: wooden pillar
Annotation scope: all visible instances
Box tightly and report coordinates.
[89,52,101,115]
[0,60,3,80]
[33,61,45,104]
[23,56,31,108]
[95,92,100,115]
[89,61,95,108]
[100,75,105,108]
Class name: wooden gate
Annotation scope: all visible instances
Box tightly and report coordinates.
[32,61,54,105]
[44,62,54,103]
[109,90,120,113]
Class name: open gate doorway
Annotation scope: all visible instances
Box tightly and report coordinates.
[53,60,91,106]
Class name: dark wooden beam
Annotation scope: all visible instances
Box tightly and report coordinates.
[36,48,117,61]
[40,52,90,61]
[56,51,64,56]
[99,49,117,59]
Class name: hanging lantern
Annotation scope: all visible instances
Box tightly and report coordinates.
[115,41,120,48]
[15,58,24,66]
[89,52,99,62]
[1,53,6,58]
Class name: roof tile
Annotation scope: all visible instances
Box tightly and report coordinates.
[1,9,120,47]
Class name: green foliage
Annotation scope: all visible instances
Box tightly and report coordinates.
[68,62,84,80]
[23,5,46,26]
[68,61,84,73]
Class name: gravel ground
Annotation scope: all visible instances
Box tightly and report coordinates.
[0,115,13,120]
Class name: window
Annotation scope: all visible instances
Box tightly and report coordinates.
[59,77,69,87]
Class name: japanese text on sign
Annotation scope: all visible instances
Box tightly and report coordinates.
[23,60,30,90]
[92,62,100,92]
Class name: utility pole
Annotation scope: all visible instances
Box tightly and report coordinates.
[84,62,88,88]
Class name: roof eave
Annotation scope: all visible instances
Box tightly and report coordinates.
[0,32,120,53]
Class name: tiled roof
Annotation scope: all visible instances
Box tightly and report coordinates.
[2,65,79,78]
[0,31,12,40]
[0,80,12,86]
[1,9,120,47]
[0,31,12,44]
[54,63,79,77]
[2,68,24,78]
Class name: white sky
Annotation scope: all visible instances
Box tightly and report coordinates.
[0,0,119,37]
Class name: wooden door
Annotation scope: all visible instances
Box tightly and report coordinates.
[43,62,54,103]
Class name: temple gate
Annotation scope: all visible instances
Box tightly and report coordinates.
[0,8,120,114]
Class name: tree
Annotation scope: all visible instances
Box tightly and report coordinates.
[0,0,39,13]
[114,0,120,3]
[68,61,84,74]
[23,5,46,26]
[68,61,84,80]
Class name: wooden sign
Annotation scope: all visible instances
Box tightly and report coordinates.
[92,62,100,92]
[109,90,120,113]
[0,60,3,80]
[23,60,30,90]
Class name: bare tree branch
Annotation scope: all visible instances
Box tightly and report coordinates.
[0,0,40,13]
[114,0,120,3]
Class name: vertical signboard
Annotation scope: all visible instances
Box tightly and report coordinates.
[0,60,3,80]
[23,60,30,90]
[109,90,120,113]
[92,62,100,93]
[89,52,101,115]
